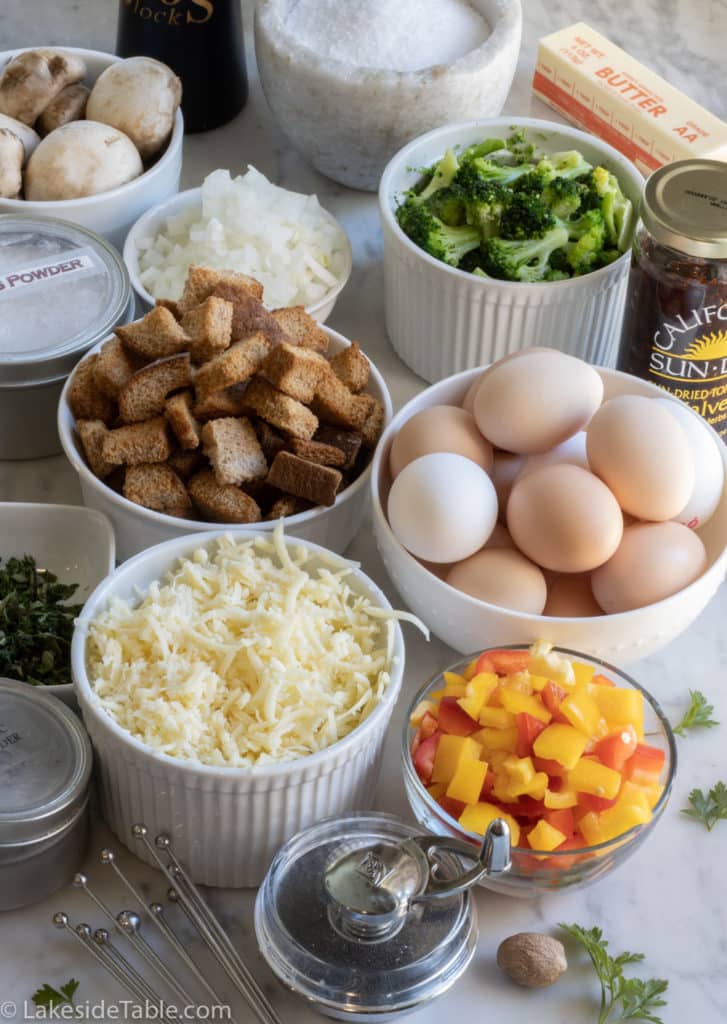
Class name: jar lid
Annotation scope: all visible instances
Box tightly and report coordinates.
[641,160,727,260]
[0,679,92,846]
[0,214,132,387]
[254,812,481,1017]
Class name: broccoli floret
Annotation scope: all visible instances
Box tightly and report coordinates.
[455,158,534,190]
[482,225,569,283]
[458,138,511,165]
[537,150,593,181]
[505,128,536,163]
[461,180,508,239]
[425,185,467,226]
[544,268,570,281]
[396,200,481,267]
[541,176,587,219]
[415,148,460,203]
[500,193,556,240]
[561,207,607,243]
[587,167,634,250]
[555,209,606,274]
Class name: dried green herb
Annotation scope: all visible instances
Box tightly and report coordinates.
[0,555,82,686]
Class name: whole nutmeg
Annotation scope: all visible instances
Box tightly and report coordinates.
[497,932,568,988]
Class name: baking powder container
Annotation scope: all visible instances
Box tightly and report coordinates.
[0,213,133,459]
[0,678,93,911]
[255,811,511,1021]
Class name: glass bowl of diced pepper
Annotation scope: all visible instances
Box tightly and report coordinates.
[402,642,676,895]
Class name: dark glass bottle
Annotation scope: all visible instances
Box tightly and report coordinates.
[115,0,247,133]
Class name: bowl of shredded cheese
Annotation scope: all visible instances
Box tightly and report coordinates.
[72,527,416,886]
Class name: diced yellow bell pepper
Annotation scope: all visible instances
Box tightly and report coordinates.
[494,769,548,801]
[567,757,622,799]
[528,819,567,852]
[502,671,533,695]
[620,779,662,811]
[487,749,510,769]
[446,758,488,804]
[431,735,482,784]
[544,787,578,809]
[560,688,605,737]
[444,671,468,688]
[589,685,644,740]
[457,672,499,719]
[571,661,596,687]
[463,659,479,681]
[472,726,518,755]
[528,641,576,689]
[427,782,447,800]
[499,689,552,724]
[579,788,652,845]
[532,723,587,769]
[410,699,438,726]
[478,706,516,728]
[459,801,521,846]
[502,755,535,787]
[528,674,550,693]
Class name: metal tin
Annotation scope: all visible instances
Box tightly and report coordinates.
[0,678,93,911]
[641,160,727,260]
[0,213,133,459]
[255,812,510,1021]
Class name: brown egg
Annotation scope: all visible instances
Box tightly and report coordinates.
[446,547,547,614]
[544,573,603,617]
[482,522,517,551]
[389,405,494,479]
[507,464,624,573]
[473,349,603,454]
[462,373,486,414]
[591,521,708,613]
[417,558,451,580]
[492,451,526,519]
[586,395,694,521]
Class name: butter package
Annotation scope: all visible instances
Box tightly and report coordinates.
[533,22,727,175]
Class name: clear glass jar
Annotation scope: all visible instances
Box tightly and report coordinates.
[617,159,727,439]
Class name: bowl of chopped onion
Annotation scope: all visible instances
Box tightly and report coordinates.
[72,528,413,887]
[123,167,353,321]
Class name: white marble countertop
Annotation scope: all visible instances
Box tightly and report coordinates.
[1,1,726,1021]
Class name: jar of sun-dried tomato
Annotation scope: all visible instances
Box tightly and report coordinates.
[617,159,727,439]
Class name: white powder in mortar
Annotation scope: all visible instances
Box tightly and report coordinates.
[285,0,490,72]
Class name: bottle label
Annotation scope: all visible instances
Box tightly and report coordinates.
[122,0,214,26]
[0,246,102,298]
[648,302,727,435]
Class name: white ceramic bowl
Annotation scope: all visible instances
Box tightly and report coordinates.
[0,47,183,249]
[0,502,115,706]
[123,187,353,319]
[371,367,727,666]
[58,324,392,562]
[71,531,406,886]
[254,0,522,191]
[379,117,645,383]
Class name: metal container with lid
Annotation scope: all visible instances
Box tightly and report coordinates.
[617,159,727,438]
[0,678,93,911]
[255,811,511,1021]
[0,213,133,459]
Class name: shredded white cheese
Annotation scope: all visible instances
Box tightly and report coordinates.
[84,531,410,768]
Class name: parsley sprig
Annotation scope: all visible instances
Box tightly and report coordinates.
[683,781,727,831]
[560,923,668,1023]
[673,690,719,736]
[32,979,79,1010]
[0,555,82,686]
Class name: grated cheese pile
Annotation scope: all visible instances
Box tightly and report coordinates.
[85,531,409,768]
[136,167,349,308]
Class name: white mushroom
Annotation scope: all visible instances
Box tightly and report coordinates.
[24,120,143,201]
[0,127,24,197]
[36,82,89,136]
[0,112,39,160]
[86,56,181,161]
[0,49,86,126]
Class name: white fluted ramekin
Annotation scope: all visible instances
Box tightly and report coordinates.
[379,118,644,383]
[71,531,406,887]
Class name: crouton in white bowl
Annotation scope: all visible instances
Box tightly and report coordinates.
[58,288,391,561]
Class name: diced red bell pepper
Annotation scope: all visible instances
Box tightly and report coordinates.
[476,649,530,677]
[623,743,665,778]
[438,696,479,736]
[592,673,615,687]
[412,731,441,784]
[544,807,575,837]
[516,712,547,757]
[480,769,496,800]
[438,795,466,820]
[541,681,569,722]
[595,726,638,772]
[420,711,439,740]
[545,834,584,870]
[532,756,568,779]
[512,797,547,819]
[578,792,618,812]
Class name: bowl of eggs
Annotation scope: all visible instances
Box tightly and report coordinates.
[370,347,727,665]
